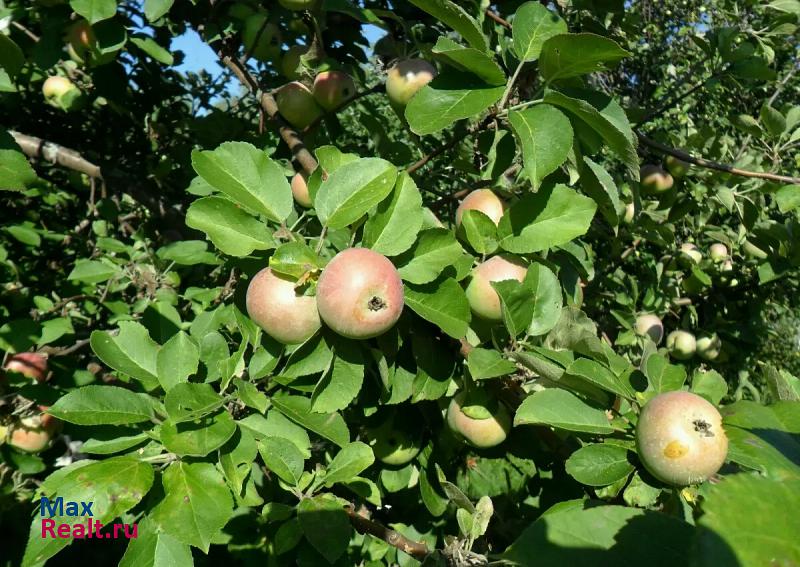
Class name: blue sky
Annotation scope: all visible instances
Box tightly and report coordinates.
[169,24,385,80]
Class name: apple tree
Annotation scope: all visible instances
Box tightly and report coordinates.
[1,0,800,565]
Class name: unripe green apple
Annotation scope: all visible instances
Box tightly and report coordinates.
[742,239,768,259]
[679,242,703,265]
[455,189,505,226]
[366,417,422,466]
[667,330,696,360]
[709,243,728,262]
[246,267,321,344]
[665,155,690,178]
[634,314,664,344]
[640,164,674,195]
[3,352,49,383]
[279,0,318,10]
[281,44,309,80]
[315,248,404,339]
[385,59,437,112]
[636,391,727,485]
[42,76,76,102]
[291,172,312,208]
[313,70,356,111]
[465,255,527,321]
[446,392,511,449]
[696,333,722,361]
[8,414,60,453]
[622,202,635,224]
[242,13,281,62]
[275,82,323,129]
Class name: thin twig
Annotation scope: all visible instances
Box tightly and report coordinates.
[637,133,800,185]
[485,9,511,30]
[12,21,40,42]
[345,505,429,561]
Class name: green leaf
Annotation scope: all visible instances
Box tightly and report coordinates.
[164,383,224,422]
[540,33,630,82]
[281,333,332,379]
[644,354,686,394]
[81,430,149,455]
[407,0,488,52]
[38,317,75,346]
[459,210,498,254]
[48,386,156,425]
[503,503,692,566]
[431,36,505,85]
[362,172,424,256]
[143,0,174,21]
[90,322,160,387]
[324,441,375,486]
[67,259,122,284]
[493,279,536,337]
[565,443,635,486]
[186,196,275,257]
[157,240,218,265]
[150,462,234,553]
[406,71,505,136]
[191,142,293,222]
[22,457,153,567]
[238,410,311,457]
[297,494,352,563]
[396,228,464,284]
[405,277,471,339]
[498,184,597,253]
[767,0,800,14]
[775,185,800,213]
[161,410,237,457]
[269,241,322,279]
[258,437,306,485]
[0,36,24,77]
[543,88,638,178]
[512,2,567,61]
[271,394,350,447]
[119,518,192,567]
[525,263,563,336]
[70,0,117,23]
[234,377,269,413]
[0,131,37,191]
[691,369,728,405]
[156,331,199,391]
[311,337,364,413]
[760,104,787,138]
[581,157,621,226]
[695,474,800,567]
[509,104,573,189]
[565,358,636,400]
[315,157,397,229]
[467,348,517,380]
[130,36,173,65]
[514,389,614,434]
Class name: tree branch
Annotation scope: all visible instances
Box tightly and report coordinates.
[300,83,384,135]
[11,131,103,179]
[211,43,319,174]
[485,9,511,29]
[637,133,800,185]
[345,505,429,561]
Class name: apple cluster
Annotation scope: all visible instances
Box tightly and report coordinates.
[1,354,61,453]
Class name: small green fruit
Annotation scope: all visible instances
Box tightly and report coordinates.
[275,82,323,129]
[242,13,281,62]
[667,330,696,360]
[709,243,728,262]
[696,334,722,361]
[446,391,511,449]
[634,314,664,344]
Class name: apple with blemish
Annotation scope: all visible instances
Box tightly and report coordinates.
[385,59,437,113]
[636,391,728,485]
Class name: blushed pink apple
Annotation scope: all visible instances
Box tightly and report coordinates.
[246,268,321,344]
[315,248,404,339]
[312,70,356,111]
[465,255,527,321]
[455,189,505,227]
